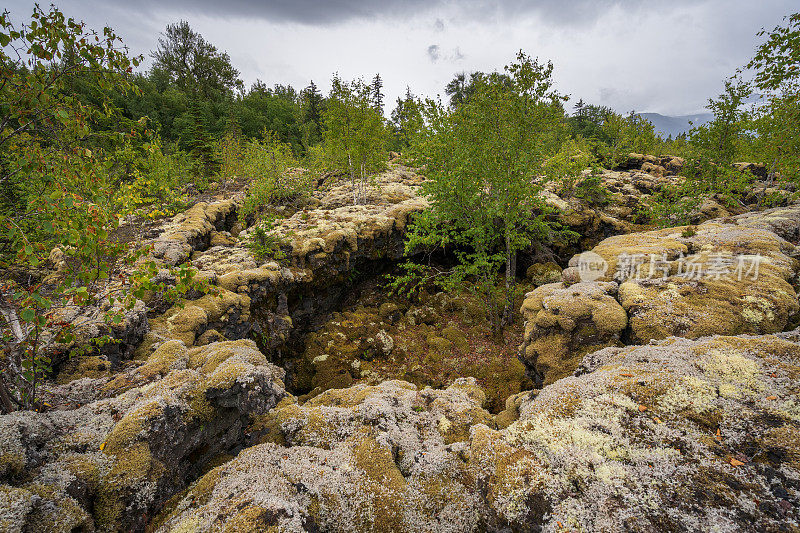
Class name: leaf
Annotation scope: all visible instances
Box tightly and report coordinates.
[21,308,35,322]
[638,404,648,412]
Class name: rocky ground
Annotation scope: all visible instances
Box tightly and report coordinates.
[1,156,799,532]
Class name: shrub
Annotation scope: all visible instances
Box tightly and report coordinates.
[238,134,311,223]
[115,139,192,220]
[247,217,288,261]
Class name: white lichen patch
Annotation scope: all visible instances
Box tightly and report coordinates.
[659,375,716,414]
[699,348,763,397]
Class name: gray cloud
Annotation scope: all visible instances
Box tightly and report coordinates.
[7,0,797,116]
[27,0,724,27]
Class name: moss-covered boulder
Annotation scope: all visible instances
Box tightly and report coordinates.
[525,261,563,286]
[589,219,799,344]
[519,281,628,385]
[476,331,800,530]
[0,340,285,532]
[156,379,495,532]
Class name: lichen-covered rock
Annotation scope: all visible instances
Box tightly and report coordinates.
[54,298,149,366]
[525,261,562,286]
[519,281,628,385]
[619,153,685,175]
[136,162,428,365]
[479,332,800,531]
[732,204,800,243]
[155,332,800,532]
[155,379,496,532]
[0,340,285,532]
[149,289,253,347]
[152,199,238,266]
[589,220,799,344]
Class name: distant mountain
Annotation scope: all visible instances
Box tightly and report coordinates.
[637,112,713,139]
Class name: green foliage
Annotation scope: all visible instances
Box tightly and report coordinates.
[371,73,385,115]
[151,20,242,98]
[443,71,510,109]
[646,79,755,226]
[646,12,799,224]
[247,217,288,262]
[0,6,200,411]
[746,12,800,198]
[322,75,388,204]
[115,137,192,219]
[406,51,568,328]
[386,261,449,301]
[185,105,219,180]
[600,111,659,167]
[574,170,611,206]
[110,31,316,152]
[390,87,425,150]
[748,13,800,93]
[216,119,245,180]
[546,138,597,197]
[300,80,325,149]
[567,102,614,143]
[238,133,309,222]
[684,79,753,187]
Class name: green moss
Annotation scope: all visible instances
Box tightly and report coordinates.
[765,425,800,469]
[97,440,166,530]
[103,340,188,395]
[188,387,215,422]
[222,506,280,532]
[56,356,111,384]
[21,482,90,532]
[441,327,469,352]
[0,452,25,479]
[426,335,453,354]
[104,400,162,452]
[351,434,407,531]
[62,454,102,491]
[171,516,202,533]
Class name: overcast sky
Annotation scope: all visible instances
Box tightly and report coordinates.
[7,0,797,115]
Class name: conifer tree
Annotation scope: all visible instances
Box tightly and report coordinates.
[390,87,424,148]
[186,105,219,179]
[301,80,325,148]
[371,73,385,115]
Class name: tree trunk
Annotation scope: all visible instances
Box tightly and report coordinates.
[502,233,516,326]
[348,153,356,205]
[0,376,15,413]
